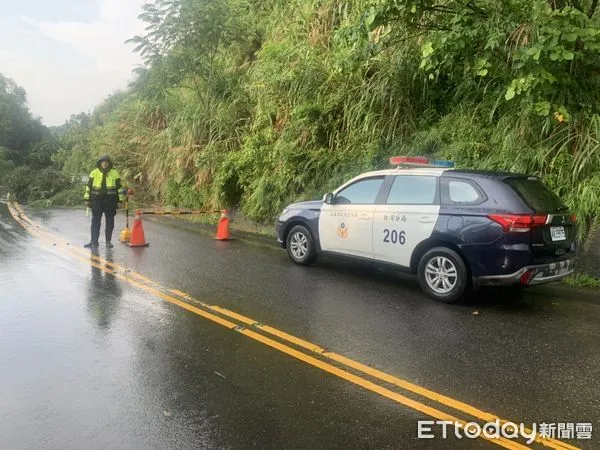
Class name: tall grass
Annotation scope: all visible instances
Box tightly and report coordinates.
[56,0,600,239]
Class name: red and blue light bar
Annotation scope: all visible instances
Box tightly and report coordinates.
[389,156,455,168]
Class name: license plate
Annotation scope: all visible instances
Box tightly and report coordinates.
[550,226,566,241]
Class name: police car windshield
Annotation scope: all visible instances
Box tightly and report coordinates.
[505,178,566,213]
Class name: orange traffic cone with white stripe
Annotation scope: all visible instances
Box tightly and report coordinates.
[128,210,150,247]
[215,210,231,241]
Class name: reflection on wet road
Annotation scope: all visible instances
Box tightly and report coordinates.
[0,203,598,449]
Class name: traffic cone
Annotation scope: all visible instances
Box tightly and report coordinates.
[215,210,231,241]
[128,210,150,247]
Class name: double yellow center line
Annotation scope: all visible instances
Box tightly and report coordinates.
[6,202,579,450]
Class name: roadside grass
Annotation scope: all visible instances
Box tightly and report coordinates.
[563,272,600,289]
[171,210,274,237]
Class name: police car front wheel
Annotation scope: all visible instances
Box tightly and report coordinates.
[418,247,469,303]
[286,225,318,266]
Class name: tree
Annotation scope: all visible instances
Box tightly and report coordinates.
[0,146,15,180]
[361,0,600,236]
[0,74,47,157]
[127,0,251,99]
[26,138,60,169]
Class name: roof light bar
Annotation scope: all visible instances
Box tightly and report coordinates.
[431,160,455,168]
[389,156,429,166]
[389,156,455,168]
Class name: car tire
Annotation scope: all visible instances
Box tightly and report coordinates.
[286,225,318,266]
[418,247,469,303]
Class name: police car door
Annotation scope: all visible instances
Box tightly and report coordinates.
[319,176,385,258]
[373,174,440,267]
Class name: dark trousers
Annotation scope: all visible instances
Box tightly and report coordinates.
[90,201,117,244]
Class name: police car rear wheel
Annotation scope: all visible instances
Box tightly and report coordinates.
[286,225,317,266]
[418,247,468,303]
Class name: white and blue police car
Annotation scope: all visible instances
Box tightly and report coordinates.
[275,157,576,303]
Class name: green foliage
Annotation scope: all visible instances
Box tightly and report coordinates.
[29,168,70,201]
[0,73,50,167]
[563,272,600,288]
[360,0,600,238]
[51,112,96,177]
[0,146,15,180]
[7,166,70,203]
[127,0,252,102]
[46,0,600,240]
[165,179,208,208]
[41,185,90,208]
[26,138,60,169]
[0,72,65,204]
[7,166,33,202]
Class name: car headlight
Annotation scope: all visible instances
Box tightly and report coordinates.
[281,208,290,216]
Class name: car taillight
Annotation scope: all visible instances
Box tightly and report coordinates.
[532,215,548,226]
[571,214,577,223]
[520,270,535,285]
[487,214,548,232]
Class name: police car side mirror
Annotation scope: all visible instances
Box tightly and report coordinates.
[323,193,334,204]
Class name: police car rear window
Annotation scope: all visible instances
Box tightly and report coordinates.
[448,180,480,203]
[505,178,566,212]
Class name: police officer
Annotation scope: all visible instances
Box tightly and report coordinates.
[83,155,124,248]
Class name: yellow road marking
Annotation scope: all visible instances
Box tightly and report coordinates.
[7,202,581,450]
[258,324,326,354]
[68,238,575,450]
[43,239,527,450]
[239,328,530,450]
[209,305,256,326]
[66,250,240,330]
[18,237,528,449]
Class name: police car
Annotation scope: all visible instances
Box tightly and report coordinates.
[275,156,576,303]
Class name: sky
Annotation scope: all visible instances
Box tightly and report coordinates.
[0,0,147,126]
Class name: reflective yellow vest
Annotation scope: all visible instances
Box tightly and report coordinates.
[83,168,125,201]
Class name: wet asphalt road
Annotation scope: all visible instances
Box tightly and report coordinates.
[1,204,599,449]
